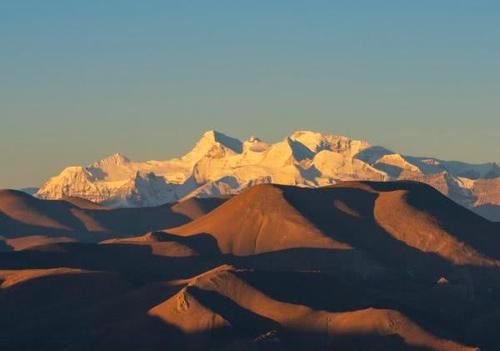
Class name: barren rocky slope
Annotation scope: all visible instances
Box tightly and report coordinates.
[1,181,499,350]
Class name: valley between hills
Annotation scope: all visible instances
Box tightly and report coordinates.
[1,180,499,350]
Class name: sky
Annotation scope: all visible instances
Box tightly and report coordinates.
[1,1,499,188]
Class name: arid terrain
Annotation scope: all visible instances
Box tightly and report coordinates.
[1,181,499,350]
[3,0,499,349]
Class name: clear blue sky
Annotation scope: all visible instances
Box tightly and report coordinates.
[1,1,499,188]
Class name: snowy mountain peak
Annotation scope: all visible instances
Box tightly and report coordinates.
[33,129,500,221]
[289,130,370,155]
[60,166,89,175]
[95,153,130,166]
[182,130,243,163]
[200,130,242,152]
[290,130,327,140]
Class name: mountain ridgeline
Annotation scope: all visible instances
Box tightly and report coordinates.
[34,130,500,221]
[2,129,500,350]
[1,180,499,350]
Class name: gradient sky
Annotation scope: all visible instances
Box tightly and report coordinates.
[1,1,499,188]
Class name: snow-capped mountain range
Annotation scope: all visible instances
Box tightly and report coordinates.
[35,130,500,220]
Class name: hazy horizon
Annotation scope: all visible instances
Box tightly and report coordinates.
[1,1,499,188]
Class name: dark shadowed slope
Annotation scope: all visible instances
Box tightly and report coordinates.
[167,184,351,255]
[1,239,497,350]
[474,204,500,222]
[61,196,109,210]
[102,231,222,257]
[171,196,229,220]
[282,181,500,267]
[149,265,477,351]
[167,182,500,270]
[1,181,499,350]
[0,190,224,250]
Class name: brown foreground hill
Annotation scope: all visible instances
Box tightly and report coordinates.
[0,189,225,250]
[0,181,499,350]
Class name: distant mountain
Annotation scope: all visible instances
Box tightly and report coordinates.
[35,130,500,221]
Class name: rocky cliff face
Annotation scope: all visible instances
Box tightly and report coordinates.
[35,130,500,221]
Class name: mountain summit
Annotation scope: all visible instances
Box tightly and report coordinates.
[182,130,243,164]
[35,130,500,220]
